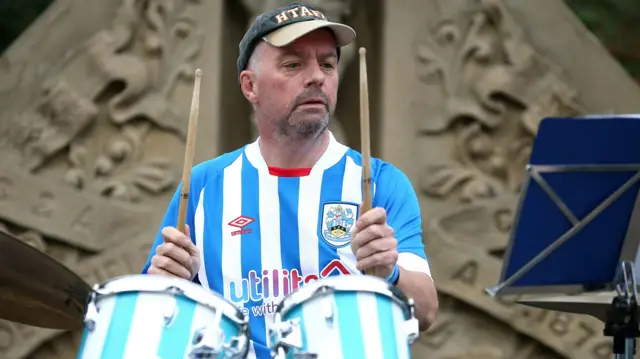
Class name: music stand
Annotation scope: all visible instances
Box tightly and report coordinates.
[485,115,640,359]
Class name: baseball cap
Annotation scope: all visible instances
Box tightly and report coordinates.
[237,2,356,80]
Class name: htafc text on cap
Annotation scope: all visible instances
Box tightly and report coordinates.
[274,5,328,24]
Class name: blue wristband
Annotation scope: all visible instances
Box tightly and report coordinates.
[385,264,400,285]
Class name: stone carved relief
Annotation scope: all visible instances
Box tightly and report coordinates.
[415,0,583,204]
[1,0,203,172]
[412,1,614,359]
[241,0,351,144]
[0,0,209,358]
[421,199,615,359]
[413,294,562,359]
[0,222,80,269]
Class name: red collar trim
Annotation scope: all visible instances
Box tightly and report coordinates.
[268,167,311,177]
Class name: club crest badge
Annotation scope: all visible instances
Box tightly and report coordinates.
[320,202,359,247]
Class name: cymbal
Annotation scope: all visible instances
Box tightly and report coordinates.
[517,291,638,322]
[0,230,91,330]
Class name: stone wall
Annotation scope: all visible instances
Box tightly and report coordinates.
[1,0,639,358]
[379,1,640,358]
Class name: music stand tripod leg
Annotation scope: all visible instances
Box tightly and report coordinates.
[603,261,640,359]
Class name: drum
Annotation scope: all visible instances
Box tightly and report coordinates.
[269,275,419,359]
[76,274,250,359]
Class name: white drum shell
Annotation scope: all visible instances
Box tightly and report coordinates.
[76,274,248,359]
[270,275,418,359]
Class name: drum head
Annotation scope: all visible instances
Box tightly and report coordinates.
[275,275,411,319]
[95,274,248,325]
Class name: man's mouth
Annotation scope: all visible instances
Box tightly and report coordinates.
[298,98,326,106]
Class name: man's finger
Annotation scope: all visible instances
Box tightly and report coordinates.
[163,223,200,256]
[355,236,397,261]
[147,266,175,277]
[162,226,196,252]
[151,254,192,279]
[156,242,191,269]
[356,250,398,272]
[352,224,394,248]
[356,207,387,230]
[184,241,199,257]
[183,223,191,239]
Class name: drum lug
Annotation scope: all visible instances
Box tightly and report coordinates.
[163,296,178,328]
[322,297,334,325]
[188,325,226,358]
[83,289,100,332]
[165,285,185,295]
[404,298,420,344]
[273,349,318,359]
[189,328,246,359]
[189,308,246,359]
[269,317,303,352]
[293,354,318,358]
[313,285,336,326]
[222,335,248,359]
[163,285,184,328]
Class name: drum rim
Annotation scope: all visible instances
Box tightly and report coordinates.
[92,274,249,326]
[275,275,413,319]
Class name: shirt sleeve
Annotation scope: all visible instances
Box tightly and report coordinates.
[373,162,432,277]
[141,181,202,285]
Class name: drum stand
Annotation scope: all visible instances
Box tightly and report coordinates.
[603,262,640,359]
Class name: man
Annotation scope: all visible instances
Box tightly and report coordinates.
[142,2,438,358]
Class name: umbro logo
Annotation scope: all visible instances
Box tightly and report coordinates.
[229,216,254,236]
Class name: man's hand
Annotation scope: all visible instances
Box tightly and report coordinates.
[352,208,439,331]
[350,207,398,279]
[147,224,200,281]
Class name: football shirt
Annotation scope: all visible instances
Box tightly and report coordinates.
[142,133,431,358]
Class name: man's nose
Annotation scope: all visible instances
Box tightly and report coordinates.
[304,62,326,88]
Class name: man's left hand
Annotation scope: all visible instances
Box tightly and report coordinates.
[350,207,398,279]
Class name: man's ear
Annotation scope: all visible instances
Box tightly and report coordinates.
[239,71,258,104]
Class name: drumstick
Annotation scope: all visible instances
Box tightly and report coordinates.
[359,48,373,276]
[177,68,203,234]
[359,48,372,215]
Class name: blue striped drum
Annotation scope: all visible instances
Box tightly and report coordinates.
[76,274,250,359]
[269,275,419,359]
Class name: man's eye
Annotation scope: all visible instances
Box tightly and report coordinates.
[284,62,301,69]
[322,63,336,70]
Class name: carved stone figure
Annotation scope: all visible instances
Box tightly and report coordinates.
[0,0,221,358]
[378,0,640,359]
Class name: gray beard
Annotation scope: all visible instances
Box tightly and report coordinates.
[274,111,331,141]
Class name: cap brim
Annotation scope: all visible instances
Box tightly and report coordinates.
[264,20,356,48]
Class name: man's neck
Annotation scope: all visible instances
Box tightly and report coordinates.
[258,130,330,169]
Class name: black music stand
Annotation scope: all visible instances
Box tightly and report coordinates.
[485,115,640,359]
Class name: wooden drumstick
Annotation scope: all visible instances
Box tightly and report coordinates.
[359,48,373,276]
[359,48,372,215]
[177,68,203,234]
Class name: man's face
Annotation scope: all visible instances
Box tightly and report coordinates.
[249,29,339,139]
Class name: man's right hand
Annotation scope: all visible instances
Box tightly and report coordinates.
[147,225,201,281]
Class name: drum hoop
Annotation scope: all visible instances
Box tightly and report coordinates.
[275,275,413,320]
[92,274,248,327]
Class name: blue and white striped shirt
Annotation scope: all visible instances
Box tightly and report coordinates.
[142,133,431,358]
